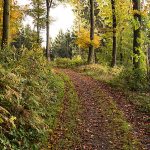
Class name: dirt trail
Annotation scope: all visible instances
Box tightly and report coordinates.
[57,69,149,150]
[61,69,113,150]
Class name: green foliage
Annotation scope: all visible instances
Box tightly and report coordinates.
[79,64,149,92]
[114,68,149,91]
[78,64,123,82]
[111,68,150,112]
[77,64,150,115]
[28,0,46,29]
[128,93,150,113]
[55,56,85,68]
[51,30,75,59]
[12,25,42,50]
[0,47,65,149]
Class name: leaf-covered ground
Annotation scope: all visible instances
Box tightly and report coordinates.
[51,69,149,150]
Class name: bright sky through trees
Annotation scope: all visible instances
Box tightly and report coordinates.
[17,0,75,40]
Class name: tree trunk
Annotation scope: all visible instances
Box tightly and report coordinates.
[146,45,150,78]
[132,0,141,68]
[119,28,124,64]
[1,0,10,49]
[148,45,150,66]
[147,45,150,78]
[78,0,81,56]
[37,23,40,44]
[88,0,95,64]
[111,0,117,67]
[37,2,40,44]
[46,0,52,61]
[95,50,98,63]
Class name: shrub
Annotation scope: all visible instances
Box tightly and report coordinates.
[78,64,123,82]
[113,68,149,91]
[0,47,65,149]
[55,56,85,68]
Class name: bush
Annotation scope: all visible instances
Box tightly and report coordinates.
[112,68,150,112]
[55,56,85,68]
[113,68,149,91]
[78,64,123,82]
[77,64,149,92]
[0,47,65,149]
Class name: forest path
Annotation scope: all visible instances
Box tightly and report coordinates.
[60,69,113,149]
[56,68,148,150]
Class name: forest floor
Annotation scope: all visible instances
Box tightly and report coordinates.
[51,68,149,150]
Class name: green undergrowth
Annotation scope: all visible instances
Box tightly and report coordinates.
[0,47,65,149]
[94,89,141,150]
[127,92,150,113]
[54,56,85,68]
[50,72,81,149]
[78,64,122,83]
[77,64,150,113]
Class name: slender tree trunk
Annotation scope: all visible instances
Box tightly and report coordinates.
[147,45,150,75]
[88,0,95,64]
[46,0,52,61]
[37,2,40,44]
[78,0,81,56]
[1,0,10,49]
[37,25,40,44]
[148,45,150,67]
[132,0,141,68]
[119,28,124,64]
[66,40,69,58]
[94,50,98,63]
[146,45,150,78]
[111,0,117,67]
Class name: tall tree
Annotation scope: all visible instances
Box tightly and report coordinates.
[46,0,53,61]
[52,30,74,58]
[12,25,41,50]
[1,0,10,49]
[0,0,22,43]
[29,0,46,44]
[132,0,141,68]
[88,0,95,64]
[111,0,117,67]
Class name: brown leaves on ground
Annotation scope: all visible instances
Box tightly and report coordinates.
[51,69,149,150]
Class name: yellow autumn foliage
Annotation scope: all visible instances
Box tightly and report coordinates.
[75,28,100,49]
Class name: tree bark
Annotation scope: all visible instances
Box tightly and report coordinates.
[95,50,98,63]
[1,0,10,49]
[111,0,117,67]
[148,45,150,67]
[46,0,52,61]
[37,22,40,44]
[77,0,81,56]
[132,0,141,68]
[147,45,150,78]
[88,0,95,64]
[119,28,124,64]
[37,2,40,44]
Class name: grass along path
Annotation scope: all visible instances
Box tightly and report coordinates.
[55,69,142,150]
[48,72,81,149]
